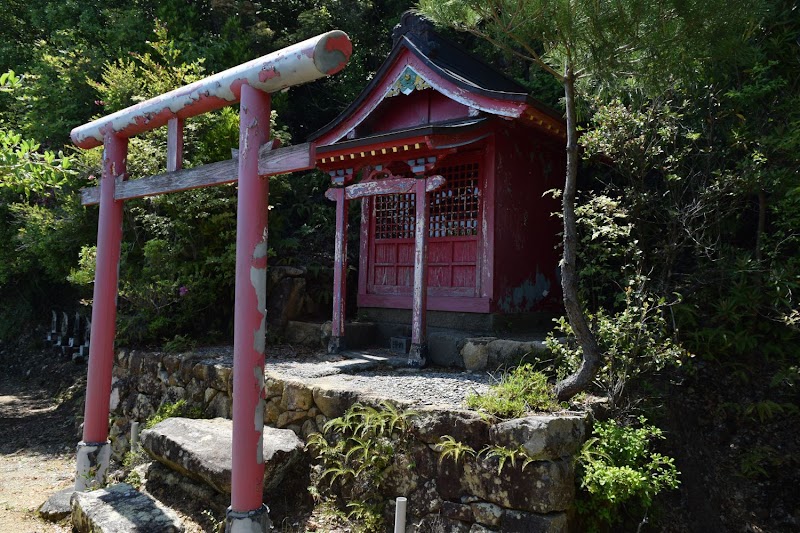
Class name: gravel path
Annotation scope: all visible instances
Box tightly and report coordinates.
[175,345,497,408]
[265,351,494,408]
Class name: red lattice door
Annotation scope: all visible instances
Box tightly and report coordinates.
[368,154,482,297]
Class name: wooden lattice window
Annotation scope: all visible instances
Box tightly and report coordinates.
[374,193,415,239]
[372,160,481,240]
[369,155,482,294]
[429,161,480,238]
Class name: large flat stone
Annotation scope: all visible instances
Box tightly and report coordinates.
[411,407,491,451]
[143,461,229,515]
[71,483,184,532]
[463,457,575,514]
[485,339,549,367]
[140,417,304,495]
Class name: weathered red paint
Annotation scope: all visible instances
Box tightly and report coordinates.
[411,176,430,348]
[491,122,564,313]
[322,33,354,75]
[231,85,271,512]
[359,149,482,306]
[71,31,352,149]
[479,137,495,301]
[358,197,371,302]
[330,187,348,342]
[325,175,446,201]
[71,32,354,531]
[82,133,127,443]
[167,118,184,172]
[327,175,445,350]
[258,68,280,83]
[349,120,563,316]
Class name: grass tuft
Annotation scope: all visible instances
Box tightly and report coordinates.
[466,364,559,418]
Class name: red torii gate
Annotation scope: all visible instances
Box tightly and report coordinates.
[72,32,352,531]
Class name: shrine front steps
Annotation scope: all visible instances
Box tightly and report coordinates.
[61,418,307,533]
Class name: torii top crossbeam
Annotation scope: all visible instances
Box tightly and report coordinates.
[71,31,352,532]
[71,31,351,148]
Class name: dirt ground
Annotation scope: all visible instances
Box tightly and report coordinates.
[0,339,351,533]
[0,344,83,533]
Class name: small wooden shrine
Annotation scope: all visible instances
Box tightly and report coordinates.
[312,14,567,363]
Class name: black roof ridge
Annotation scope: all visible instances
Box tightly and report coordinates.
[394,12,529,95]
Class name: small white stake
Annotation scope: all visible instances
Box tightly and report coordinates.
[394,496,407,533]
[130,421,140,453]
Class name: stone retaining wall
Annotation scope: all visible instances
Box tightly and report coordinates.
[109,349,586,532]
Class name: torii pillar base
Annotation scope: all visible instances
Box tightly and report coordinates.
[74,440,111,492]
[225,505,272,533]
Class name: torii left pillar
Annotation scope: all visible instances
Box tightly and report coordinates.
[75,132,127,491]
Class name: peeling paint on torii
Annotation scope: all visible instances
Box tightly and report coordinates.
[71,32,351,149]
[71,31,352,533]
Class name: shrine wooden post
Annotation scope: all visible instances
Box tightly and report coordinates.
[70,31,352,532]
[327,173,349,353]
[409,174,430,365]
[325,168,444,364]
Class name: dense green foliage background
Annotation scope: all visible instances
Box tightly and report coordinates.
[0,0,422,342]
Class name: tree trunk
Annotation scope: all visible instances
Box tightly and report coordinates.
[554,69,603,402]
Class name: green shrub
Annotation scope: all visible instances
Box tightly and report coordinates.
[546,285,688,409]
[163,334,196,353]
[465,364,559,418]
[577,417,680,531]
[307,402,417,533]
[143,399,204,430]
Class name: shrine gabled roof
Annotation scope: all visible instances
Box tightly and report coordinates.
[309,13,565,147]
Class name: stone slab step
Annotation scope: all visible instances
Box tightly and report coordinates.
[71,482,184,532]
[140,417,305,495]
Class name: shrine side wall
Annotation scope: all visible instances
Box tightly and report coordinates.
[109,349,585,532]
[492,123,564,314]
